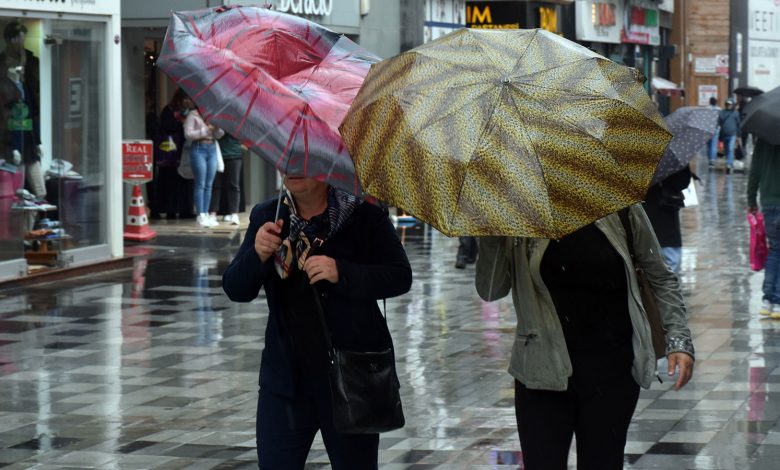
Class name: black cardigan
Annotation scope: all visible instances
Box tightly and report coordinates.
[222,197,412,398]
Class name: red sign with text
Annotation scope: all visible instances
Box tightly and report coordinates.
[122,140,153,183]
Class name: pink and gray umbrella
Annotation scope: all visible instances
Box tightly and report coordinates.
[157,5,379,195]
[652,106,719,185]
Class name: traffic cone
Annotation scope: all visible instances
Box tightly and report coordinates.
[124,184,157,241]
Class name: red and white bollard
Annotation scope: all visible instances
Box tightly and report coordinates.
[123,184,157,241]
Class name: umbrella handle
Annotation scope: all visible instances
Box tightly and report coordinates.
[274,185,286,221]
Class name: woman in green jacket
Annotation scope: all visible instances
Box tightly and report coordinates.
[476,204,694,470]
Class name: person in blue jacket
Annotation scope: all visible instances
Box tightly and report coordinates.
[222,175,412,469]
[717,98,741,173]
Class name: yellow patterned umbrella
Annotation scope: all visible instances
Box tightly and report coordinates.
[339,28,671,238]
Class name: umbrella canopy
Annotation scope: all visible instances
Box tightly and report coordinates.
[651,77,684,97]
[340,28,671,238]
[742,86,780,146]
[652,106,718,185]
[157,5,378,195]
[734,86,763,97]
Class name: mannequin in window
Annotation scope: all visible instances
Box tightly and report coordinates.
[0,21,44,199]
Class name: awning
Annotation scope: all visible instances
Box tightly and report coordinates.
[651,77,684,97]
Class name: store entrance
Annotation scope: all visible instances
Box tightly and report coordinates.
[0,16,109,276]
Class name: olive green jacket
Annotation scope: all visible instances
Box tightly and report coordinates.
[475,204,694,391]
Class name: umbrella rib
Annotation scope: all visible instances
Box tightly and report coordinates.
[503,89,555,225]
[508,29,541,77]
[450,86,512,226]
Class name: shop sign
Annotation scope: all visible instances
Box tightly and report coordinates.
[575,1,624,44]
[466,1,523,29]
[698,85,718,106]
[715,54,729,75]
[122,140,153,183]
[1,0,119,16]
[747,0,780,90]
[276,0,333,16]
[620,3,660,45]
[694,56,717,74]
[538,7,558,33]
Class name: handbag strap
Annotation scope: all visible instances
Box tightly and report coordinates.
[311,285,388,358]
[617,208,637,264]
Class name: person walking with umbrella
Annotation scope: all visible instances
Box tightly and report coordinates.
[748,137,780,318]
[476,205,695,470]
[222,175,412,468]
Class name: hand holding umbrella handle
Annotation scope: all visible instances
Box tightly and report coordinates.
[255,219,284,263]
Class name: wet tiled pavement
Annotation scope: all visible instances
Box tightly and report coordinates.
[1,156,779,469]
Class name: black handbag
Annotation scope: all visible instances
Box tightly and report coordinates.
[618,209,668,360]
[312,286,405,434]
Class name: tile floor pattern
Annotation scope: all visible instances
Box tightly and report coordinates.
[1,157,779,469]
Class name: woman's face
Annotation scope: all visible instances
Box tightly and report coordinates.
[284,176,327,199]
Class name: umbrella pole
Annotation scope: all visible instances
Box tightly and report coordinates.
[274,185,286,221]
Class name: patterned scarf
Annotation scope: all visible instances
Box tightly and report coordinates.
[274,186,359,279]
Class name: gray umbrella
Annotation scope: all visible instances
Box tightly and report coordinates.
[742,86,780,146]
[652,106,719,185]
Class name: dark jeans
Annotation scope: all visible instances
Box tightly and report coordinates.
[256,375,379,469]
[210,158,242,214]
[514,351,639,470]
[763,206,780,304]
[457,236,478,264]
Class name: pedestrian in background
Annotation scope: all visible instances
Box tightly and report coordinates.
[184,103,224,228]
[222,176,412,469]
[707,96,721,166]
[209,132,243,225]
[476,205,694,470]
[717,98,741,173]
[455,236,478,269]
[747,138,780,318]
[643,165,693,274]
[151,89,194,219]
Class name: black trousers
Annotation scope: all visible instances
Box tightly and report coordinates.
[256,375,379,469]
[210,159,242,214]
[456,236,478,263]
[514,351,639,470]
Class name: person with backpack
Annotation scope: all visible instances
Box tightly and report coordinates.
[717,98,741,173]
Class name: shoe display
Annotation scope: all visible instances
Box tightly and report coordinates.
[16,188,35,201]
[760,299,773,316]
[34,199,57,211]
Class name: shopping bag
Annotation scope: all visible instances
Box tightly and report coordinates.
[682,180,699,207]
[177,141,194,179]
[748,212,768,271]
[216,141,225,173]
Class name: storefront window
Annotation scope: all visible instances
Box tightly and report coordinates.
[0,16,106,274]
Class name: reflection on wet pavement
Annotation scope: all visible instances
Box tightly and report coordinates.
[1,156,779,469]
